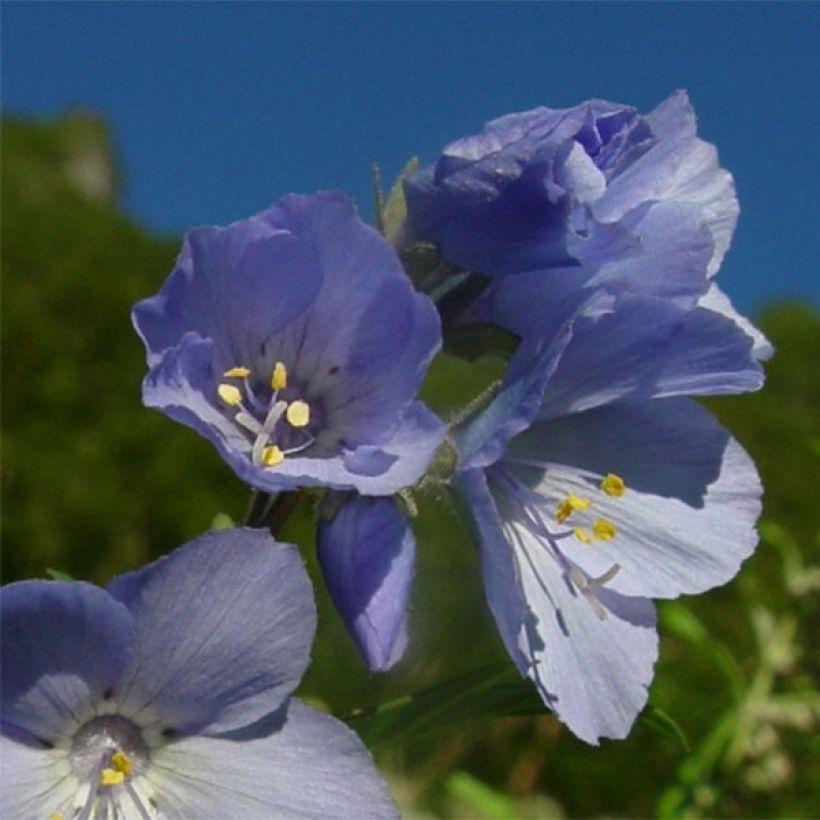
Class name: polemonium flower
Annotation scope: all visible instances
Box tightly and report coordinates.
[405,91,732,280]
[405,91,770,357]
[1,529,397,818]
[133,191,444,495]
[454,292,766,743]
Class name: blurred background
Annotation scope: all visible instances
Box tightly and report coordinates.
[3,4,818,818]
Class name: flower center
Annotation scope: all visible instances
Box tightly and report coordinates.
[494,467,628,620]
[217,361,319,467]
[66,715,155,818]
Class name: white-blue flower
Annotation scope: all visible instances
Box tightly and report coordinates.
[0,529,396,819]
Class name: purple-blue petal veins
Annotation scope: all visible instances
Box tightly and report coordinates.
[133,191,444,496]
[1,530,396,819]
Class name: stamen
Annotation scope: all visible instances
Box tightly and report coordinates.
[271,361,288,391]
[573,527,592,544]
[555,493,591,523]
[217,384,242,406]
[282,434,316,457]
[235,411,264,436]
[592,518,616,540]
[100,768,125,786]
[261,445,284,467]
[111,750,132,775]
[223,366,251,378]
[286,400,310,428]
[567,564,621,621]
[601,473,626,497]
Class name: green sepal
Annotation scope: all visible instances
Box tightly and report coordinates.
[46,567,74,581]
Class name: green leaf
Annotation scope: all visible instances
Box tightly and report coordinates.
[46,567,74,581]
[344,663,544,750]
[638,704,691,752]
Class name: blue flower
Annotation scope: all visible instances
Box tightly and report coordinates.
[133,191,445,495]
[454,292,767,743]
[1,529,397,818]
[405,92,774,362]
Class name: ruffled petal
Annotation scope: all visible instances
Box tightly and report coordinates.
[106,529,315,736]
[504,398,762,598]
[0,736,78,819]
[697,283,773,360]
[0,581,134,742]
[537,295,764,420]
[318,496,415,671]
[595,90,738,277]
[457,470,658,744]
[146,700,397,819]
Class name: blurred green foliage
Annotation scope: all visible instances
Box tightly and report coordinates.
[3,113,818,818]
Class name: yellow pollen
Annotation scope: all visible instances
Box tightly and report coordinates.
[271,361,288,391]
[111,750,132,775]
[217,384,242,406]
[223,366,251,378]
[592,518,617,540]
[573,527,592,544]
[49,814,63,820]
[100,768,125,786]
[601,473,626,497]
[261,445,284,467]
[286,400,310,428]
[555,493,591,523]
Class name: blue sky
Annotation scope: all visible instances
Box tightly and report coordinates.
[4,2,818,312]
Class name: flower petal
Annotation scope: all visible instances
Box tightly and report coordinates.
[0,736,78,819]
[318,496,415,671]
[504,398,762,598]
[106,528,315,735]
[697,283,773,360]
[537,295,764,420]
[595,90,738,277]
[132,212,323,369]
[146,700,397,819]
[457,470,658,744]
[456,324,573,470]
[0,581,134,742]
[237,401,446,495]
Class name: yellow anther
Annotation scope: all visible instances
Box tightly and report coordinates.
[261,445,284,467]
[271,361,288,391]
[111,750,132,775]
[223,366,251,378]
[286,400,310,428]
[573,527,592,544]
[601,473,626,497]
[49,814,63,820]
[592,518,617,540]
[217,384,242,406]
[555,493,591,523]
[100,768,125,786]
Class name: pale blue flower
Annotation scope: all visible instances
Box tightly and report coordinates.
[1,529,397,818]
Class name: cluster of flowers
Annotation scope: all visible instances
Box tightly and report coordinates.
[2,91,769,817]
